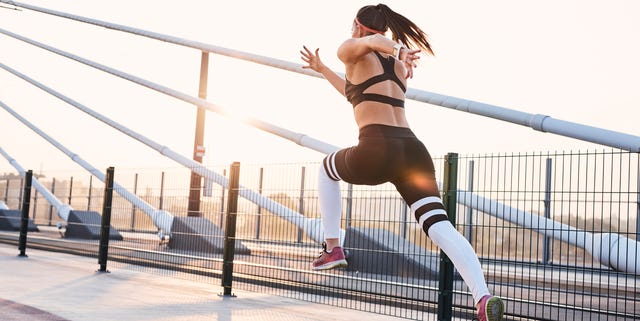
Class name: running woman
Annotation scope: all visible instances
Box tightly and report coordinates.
[300,4,504,321]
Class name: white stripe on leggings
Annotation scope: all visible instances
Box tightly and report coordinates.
[327,152,342,181]
[410,197,445,227]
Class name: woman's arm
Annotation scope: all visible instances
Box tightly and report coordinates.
[300,46,346,96]
[337,34,399,62]
[338,34,421,78]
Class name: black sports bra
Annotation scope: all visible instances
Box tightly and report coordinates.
[345,51,407,108]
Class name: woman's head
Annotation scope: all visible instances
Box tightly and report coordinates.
[354,5,388,35]
[354,4,434,55]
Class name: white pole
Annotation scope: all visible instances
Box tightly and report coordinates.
[0,67,330,243]
[2,14,640,152]
[0,100,173,235]
[0,147,72,221]
[1,3,636,262]
[458,191,639,275]
[2,1,640,151]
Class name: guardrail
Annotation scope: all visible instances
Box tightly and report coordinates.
[3,0,640,152]
[1,3,638,275]
[1,2,638,320]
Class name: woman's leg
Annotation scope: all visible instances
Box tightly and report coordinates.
[393,138,491,304]
[311,152,349,270]
[430,222,504,321]
[318,151,343,250]
[428,220,491,304]
[394,139,502,318]
[403,190,490,305]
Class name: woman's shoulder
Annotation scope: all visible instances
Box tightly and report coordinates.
[338,37,375,64]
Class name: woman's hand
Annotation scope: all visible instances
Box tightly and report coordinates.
[300,45,325,73]
[399,48,421,79]
[300,45,346,96]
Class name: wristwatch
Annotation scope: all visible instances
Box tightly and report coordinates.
[392,43,403,59]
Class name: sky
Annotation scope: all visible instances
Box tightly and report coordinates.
[1,0,640,179]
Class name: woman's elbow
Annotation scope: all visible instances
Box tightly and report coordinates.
[366,34,386,50]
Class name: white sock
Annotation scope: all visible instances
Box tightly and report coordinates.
[318,166,342,239]
[428,221,491,305]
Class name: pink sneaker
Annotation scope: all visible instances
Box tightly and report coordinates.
[476,295,504,321]
[311,243,347,270]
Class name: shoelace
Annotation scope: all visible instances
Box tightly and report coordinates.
[317,243,328,258]
[319,242,330,256]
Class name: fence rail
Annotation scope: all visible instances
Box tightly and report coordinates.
[1,151,639,320]
[0,1,638,320]
[2,0,640,152]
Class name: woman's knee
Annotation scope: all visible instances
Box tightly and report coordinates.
[409,196,449,236]
[322,152,342,181]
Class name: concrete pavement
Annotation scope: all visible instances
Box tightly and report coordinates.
[0,243,425,321]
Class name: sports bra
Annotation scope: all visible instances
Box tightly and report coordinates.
[345,51,407,108]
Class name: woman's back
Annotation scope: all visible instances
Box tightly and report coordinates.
[345,50,410,129]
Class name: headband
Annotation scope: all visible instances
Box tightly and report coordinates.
[355,17,384,35]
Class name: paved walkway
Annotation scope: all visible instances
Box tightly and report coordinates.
[0,243,423,321]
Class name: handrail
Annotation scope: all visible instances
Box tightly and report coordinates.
[2,0,640,152]
[458,191,639,275]
[0,63,328,244]
[0,1,637,274]
[0,1,322,79]
[0,29,340,155]
[4,33,636,274]
[0,99,175,235]
[0,147,72,221]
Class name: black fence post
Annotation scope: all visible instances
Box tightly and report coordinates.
[68,176,73,205]
[219,169,227,227]
[542,157,553,264]
[130,173,138,231]
[18,170,33,257]
[437,153,458,321]
[221,162,240,297]
[32,189,38,220]
[4,178,9,203]
[98,167,115,273]
[18,177,23,207]
[255,167,263,239]
[48,178,56,226]
[87,175,93,211]
[159,171,165,210]
[297,166,305,243]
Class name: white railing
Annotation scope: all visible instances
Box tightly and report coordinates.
[0,1,638,274]
[0,62,329,244]
[0,99,175,235]
[0,147,72,221]
[2,0,640,152]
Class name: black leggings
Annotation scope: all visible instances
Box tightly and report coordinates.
[322,124,449,234]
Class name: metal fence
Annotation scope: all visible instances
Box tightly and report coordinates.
[0,2,639,320]
[1,150,638,320]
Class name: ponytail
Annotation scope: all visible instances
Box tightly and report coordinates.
[356,4,434,56]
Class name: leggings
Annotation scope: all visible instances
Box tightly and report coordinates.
[318,124,490,304]
[322,124,448,235]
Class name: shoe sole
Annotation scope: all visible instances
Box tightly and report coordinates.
[312,259,348,271]
[485,297,505,321]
